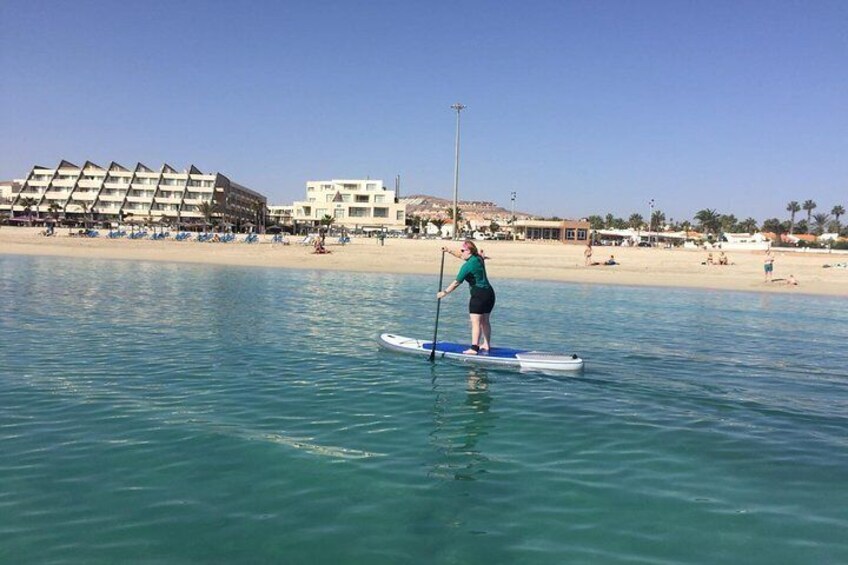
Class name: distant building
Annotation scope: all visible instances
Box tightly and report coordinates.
[267,205,294,228]
[0,160,266,228]
[290,179,406,232]
[0,180,22,206]
[514,219,591,244]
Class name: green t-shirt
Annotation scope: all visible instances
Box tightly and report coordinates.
[455,255,491,291]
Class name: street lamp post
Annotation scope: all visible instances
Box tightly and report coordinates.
[451,102,466,240]
[510,191,517,240]
[648,198,655,247]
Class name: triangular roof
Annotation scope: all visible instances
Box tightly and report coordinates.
[332,192,344,202]
[57,159,79,169]
[160,163,178,174]
[188,165,203,174]
[134,163,154,173]
[82,161,105,171]
[107,162,130,172]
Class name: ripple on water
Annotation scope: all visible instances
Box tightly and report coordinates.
[1,255,847,563]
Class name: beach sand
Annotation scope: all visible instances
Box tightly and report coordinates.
[2,227,846,296]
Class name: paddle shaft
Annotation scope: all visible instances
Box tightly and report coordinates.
[429,250,447,362]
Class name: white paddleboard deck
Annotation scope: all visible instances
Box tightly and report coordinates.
[378,333,584,372]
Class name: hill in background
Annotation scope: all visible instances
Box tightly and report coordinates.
[400,194,533,221]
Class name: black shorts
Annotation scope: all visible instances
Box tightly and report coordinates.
[469,286,496,314]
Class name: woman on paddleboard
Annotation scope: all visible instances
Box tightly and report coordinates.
[437,240,496,355]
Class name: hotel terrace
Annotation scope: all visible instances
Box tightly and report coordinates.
[286,179,406,232]
[1,160,266,229]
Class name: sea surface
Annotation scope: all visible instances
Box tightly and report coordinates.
[1,254,846,564]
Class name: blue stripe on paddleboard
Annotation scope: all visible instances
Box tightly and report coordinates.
[422,342,528,358]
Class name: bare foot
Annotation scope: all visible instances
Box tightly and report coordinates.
[463,347,479,355]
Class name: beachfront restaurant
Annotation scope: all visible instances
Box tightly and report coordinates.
[513,219,590,244]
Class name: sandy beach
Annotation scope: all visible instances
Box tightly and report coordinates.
[1,227,846,296]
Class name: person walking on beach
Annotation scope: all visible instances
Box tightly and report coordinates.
[764,250,775,282]
[584,243,593,266]
[437,240,496,355]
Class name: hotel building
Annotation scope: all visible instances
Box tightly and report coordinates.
[289,179,406,232]
[1,160,266,228]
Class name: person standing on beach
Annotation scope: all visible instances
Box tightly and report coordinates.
[764,250,775,282]
[437,240,496,355]
[584,243,593,266]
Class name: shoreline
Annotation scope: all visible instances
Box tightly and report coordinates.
[1,228,846,297]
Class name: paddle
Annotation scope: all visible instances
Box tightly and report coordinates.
[429,249,447,362]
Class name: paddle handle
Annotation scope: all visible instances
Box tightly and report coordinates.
[429,250,447,362]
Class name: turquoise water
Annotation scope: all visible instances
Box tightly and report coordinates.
[1,254,846,564]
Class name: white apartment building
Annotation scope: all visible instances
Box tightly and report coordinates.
[290,179,406,232]
[1,160,266,228]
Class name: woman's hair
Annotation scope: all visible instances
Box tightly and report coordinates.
[462,240,479,256]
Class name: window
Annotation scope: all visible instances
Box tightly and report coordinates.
[349,208,369,218]
[577,229,587,240]
[565,229,575,240]
[374,207,388,218]
[355,194,369,203]
[343,184,358,191]
[366,183,377,191]
[396,211,404,221]
[334,209,345,219]
[374,195,385,203]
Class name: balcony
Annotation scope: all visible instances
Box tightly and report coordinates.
[44,190,71,199]
[98,193,125,202]
[78,179,102,189]
[125,195,153,204]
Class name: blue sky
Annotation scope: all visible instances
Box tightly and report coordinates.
[1,0,845,221]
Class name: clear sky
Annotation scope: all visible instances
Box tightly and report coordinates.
[1,0,845,221]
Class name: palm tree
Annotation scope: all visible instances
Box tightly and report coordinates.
[650,210,666,232]
[832,205,845,230]
[19,197,38,221]
[431,218,445,237]
[812,213,830,235]
[604,213,614,229]
[738,217,758,233]
[628,213,644,230]
[198,200,218,232]
[446,207,463,222]
[694,209,721,237]
[252,201,266,233]
[587,215,604,230]
[319,214,335,231]
[802,200,817,232]
[719,214,738,234]
[77,201,90,228]
[786,201,801,234]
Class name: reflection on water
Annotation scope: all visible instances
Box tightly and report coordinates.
[428,368,495,482]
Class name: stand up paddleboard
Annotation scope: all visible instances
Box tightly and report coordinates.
[378,333,584,373]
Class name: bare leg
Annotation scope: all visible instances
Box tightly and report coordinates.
[465,314,482,354]
[479,313,491,351]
